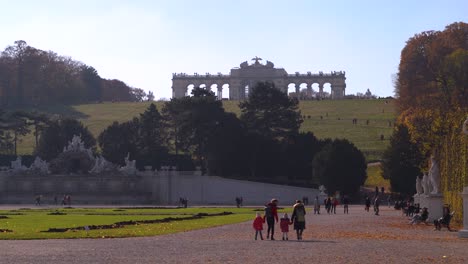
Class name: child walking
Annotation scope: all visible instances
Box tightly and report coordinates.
[253,212,264,240]
[280,213,292,240]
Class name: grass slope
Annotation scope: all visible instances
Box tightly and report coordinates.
[16,99,396,160]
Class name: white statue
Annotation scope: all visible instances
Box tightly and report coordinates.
[319,185,327,195]
[119,153,137,175]
[29,157,49,175]
[421,173,431,195]
[428,154,440,194]
[63,135,93,159]
[415,176,423,195]
[10,156,27,173]
[89,155,116,174]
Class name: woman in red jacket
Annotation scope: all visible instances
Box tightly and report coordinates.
[253,212,265,240]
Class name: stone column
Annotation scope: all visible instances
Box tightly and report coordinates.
[295,84,300,99]
[217,85,223,100]
[459,187,468,238]
[319,83,324,98]
[307,84,312,98]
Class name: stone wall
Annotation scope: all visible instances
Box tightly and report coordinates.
[0,170,318,205]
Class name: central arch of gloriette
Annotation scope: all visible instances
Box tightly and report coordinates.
[172,57,346,100]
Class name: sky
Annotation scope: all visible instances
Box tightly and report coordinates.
[0,0,467,99]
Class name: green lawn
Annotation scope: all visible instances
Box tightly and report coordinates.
[0,207,269,240]
[15,99,396,161]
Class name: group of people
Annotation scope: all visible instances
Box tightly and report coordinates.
[179,197,188,208]
[34,194,71,206]
[253,199,307,241]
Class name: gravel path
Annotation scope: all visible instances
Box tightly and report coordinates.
[0,205,466,263]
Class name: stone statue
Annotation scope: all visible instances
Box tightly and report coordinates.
[421,173,430,195]
[239,61,248,68]
[428,154,440,194]
[10,156,27,173]
[89,155,117,174]
[319,185,327,195]
[415,176,423,195]
[29,157,49,175]
[251,56,262,65]
[63,135,93,159]
[266,60,274,68]
[119,153,137,175]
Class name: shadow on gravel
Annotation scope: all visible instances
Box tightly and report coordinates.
[265,240,337,243]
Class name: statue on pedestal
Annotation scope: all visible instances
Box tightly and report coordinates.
[29,157,49,175]
[422,173,431,195]
[415,176,423,195]
[429,154,440,194]
[319,185,327,195]
[89,155,117,174]
[119,153,137,176]
[10,156,27,173]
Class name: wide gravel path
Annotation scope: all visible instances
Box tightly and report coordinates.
[0,205,466,264]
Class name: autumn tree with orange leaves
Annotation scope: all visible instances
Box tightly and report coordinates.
[391,22,467,221]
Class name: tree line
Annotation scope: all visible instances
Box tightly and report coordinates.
[0,40,154,106]
[382,22,467,201]
[0,82,367,196]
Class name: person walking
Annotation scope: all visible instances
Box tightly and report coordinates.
[343,195,349,214]
[374,196,380,216]
[313,196,320,215]
[332,197,338,214]
[365,196,371,212]
[326,197,331,214]
[291,200,306,240]
[280,213,292,240]
[253,212,264,240]
[265,199,279,240]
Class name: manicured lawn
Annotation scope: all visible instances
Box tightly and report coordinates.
[0,207,265,240]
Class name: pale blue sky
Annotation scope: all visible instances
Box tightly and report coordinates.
[1,0,466,99]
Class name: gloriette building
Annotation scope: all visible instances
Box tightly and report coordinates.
[172,57,346,100]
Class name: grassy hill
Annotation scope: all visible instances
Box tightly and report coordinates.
[15,99,396,161]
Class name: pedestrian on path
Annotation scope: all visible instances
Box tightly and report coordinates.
[265,199,278,240]
[291,200,306,240]
[343,195,349,214]
[253,213,264,240]
[374,196,380,216]
[280,213,292,240]
[313,196,320,214]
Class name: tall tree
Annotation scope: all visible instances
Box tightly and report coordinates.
[36,119,96,161]
[135,103,169,169]
[312,139,367,196]
[98,119,139,165]
[161,88,227,168]
[239,82,303,140]
[381,124,423,195]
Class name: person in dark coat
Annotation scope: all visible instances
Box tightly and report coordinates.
[291,200,306,240]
